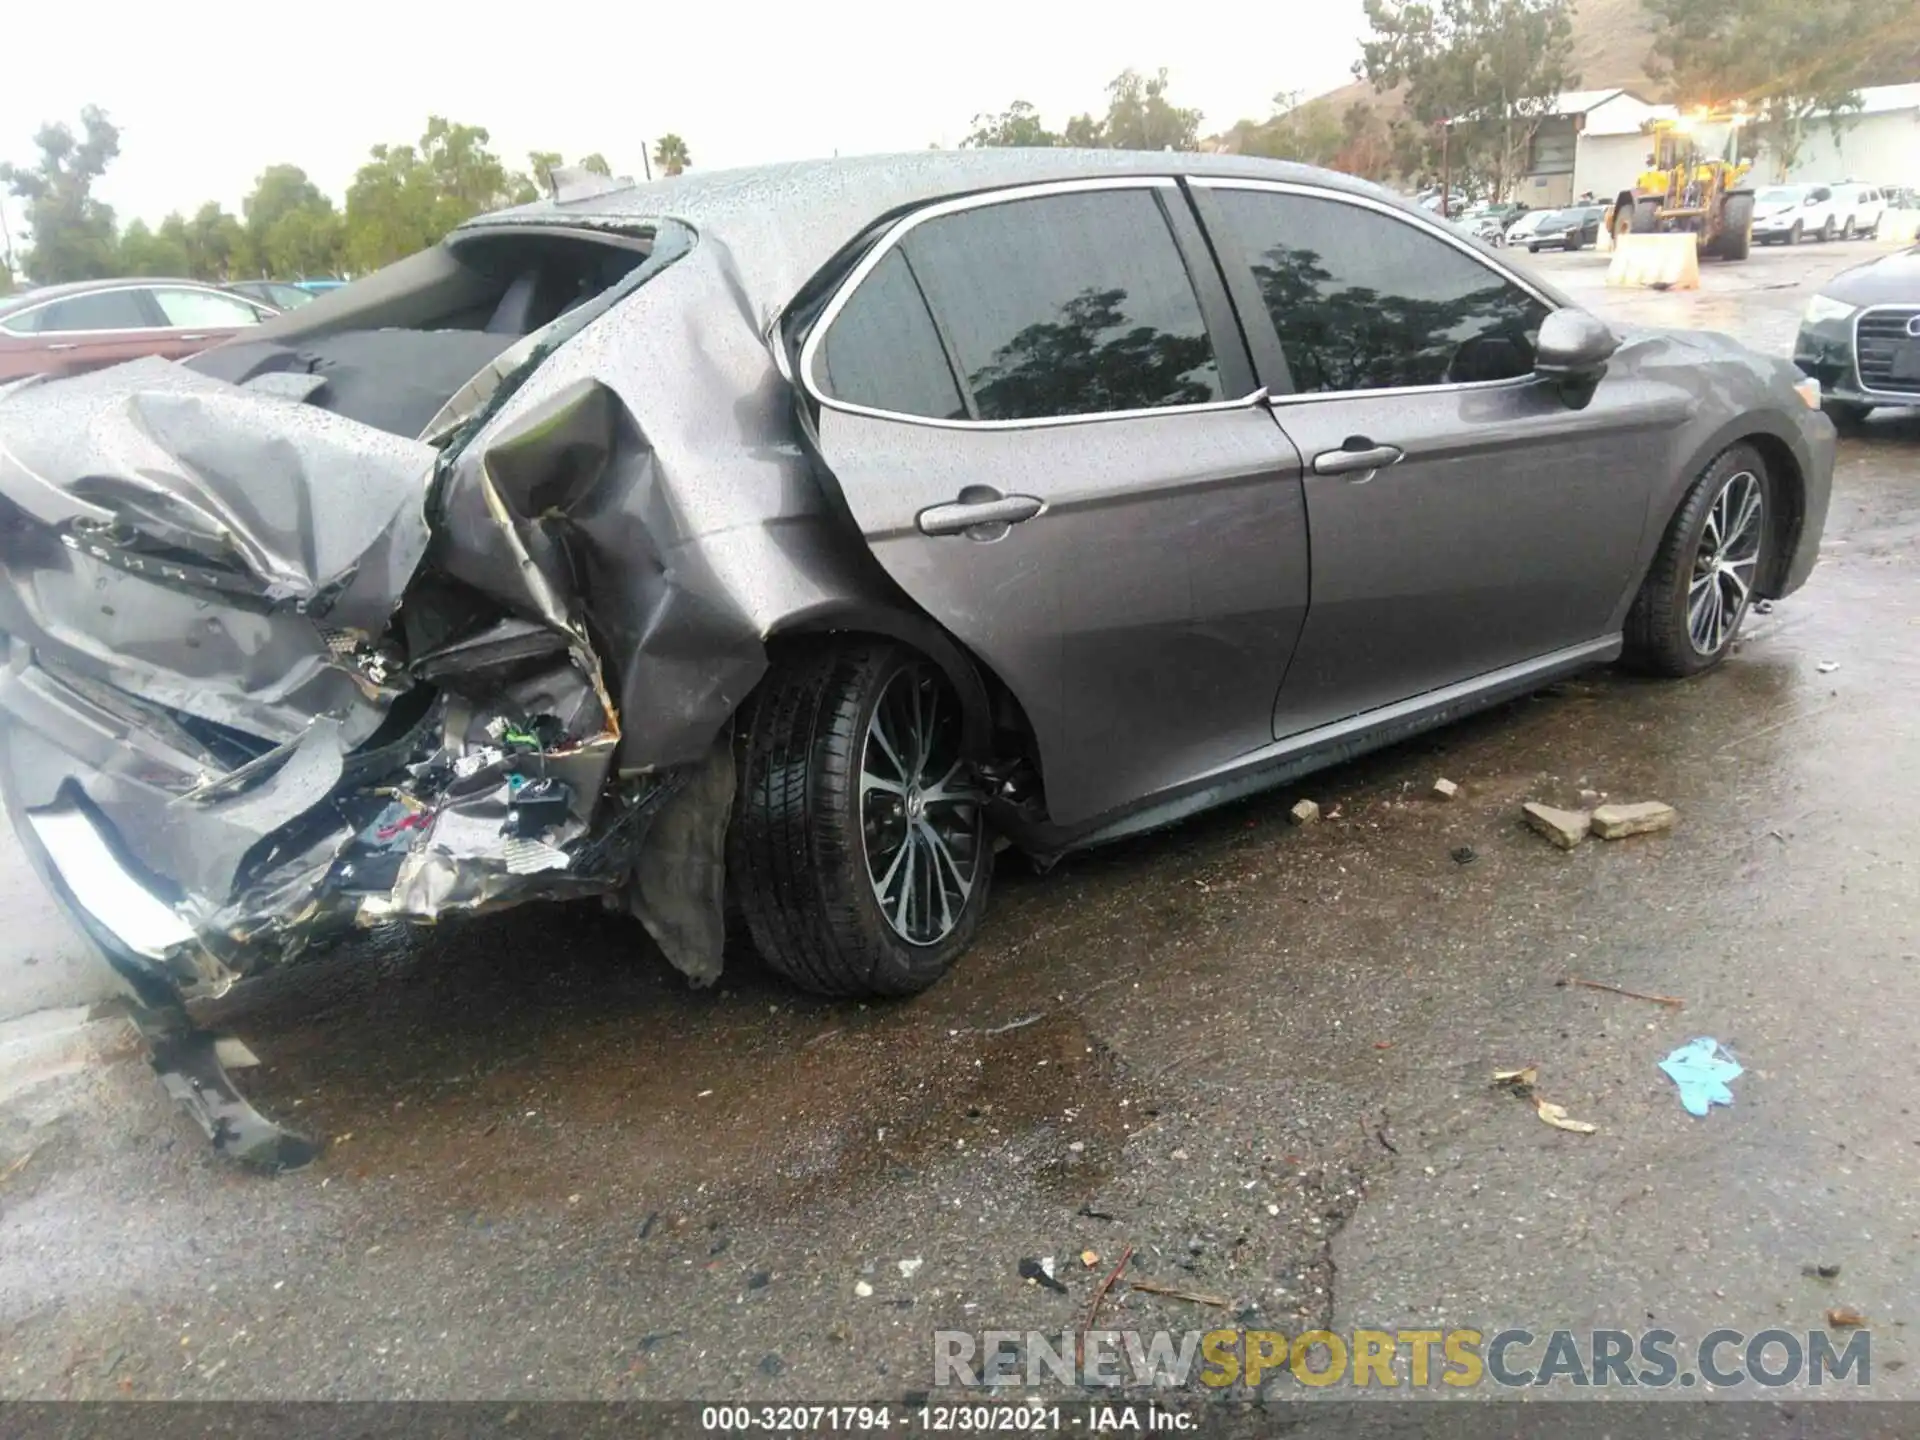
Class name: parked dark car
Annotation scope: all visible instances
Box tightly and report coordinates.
[1527,206,1606,252]
[1794,244,1920,426]
[0,278,275,380]
[0,151,1834,1165]
[225,279,315,310]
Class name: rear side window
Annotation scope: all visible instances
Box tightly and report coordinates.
[27,289,154,333]
[1209,188,1550,394]
[815,186,1225,423]
[151,287,267,329]
[817,249,966,421]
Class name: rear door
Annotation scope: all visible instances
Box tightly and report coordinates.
[146,286,271,357]
[800,179,1310,828]
[1191,179,1689,738]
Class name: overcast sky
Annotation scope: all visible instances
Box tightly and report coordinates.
[3,0,1367,241]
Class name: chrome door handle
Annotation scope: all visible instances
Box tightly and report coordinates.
[177,334,208,342]
[917,494,1044,537]
[1312,443,1404,477]
[46,342,79,352]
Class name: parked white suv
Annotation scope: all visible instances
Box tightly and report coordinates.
[1825,182,1887,239]
[1755,183,1886,244]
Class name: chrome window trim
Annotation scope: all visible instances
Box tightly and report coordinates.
[0,281,267,338]
[1190,176,1560,406]
[798,175,1265,432]
[1852,303,1920,401]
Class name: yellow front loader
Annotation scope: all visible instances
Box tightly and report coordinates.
[1605,113,1757,261]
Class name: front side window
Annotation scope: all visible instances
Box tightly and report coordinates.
[1209,188,1551,394]
[30,289,154,333]
[815,186,1226,423]
[151,288,266,328]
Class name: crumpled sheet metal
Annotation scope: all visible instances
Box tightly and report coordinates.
[0,356,435,626]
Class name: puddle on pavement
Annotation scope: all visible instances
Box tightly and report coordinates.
[193,913,1143,1222]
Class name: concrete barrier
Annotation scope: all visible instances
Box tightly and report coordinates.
[1606,233,1701,290]
[1880,209,1920,247]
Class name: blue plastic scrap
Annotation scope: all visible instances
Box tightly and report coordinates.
[1660,1037,1743,1117]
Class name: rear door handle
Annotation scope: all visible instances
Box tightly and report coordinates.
[45,342,79,352]
[1312,442,1405,477]
[918,493,1045,537]
[177,334,208,342]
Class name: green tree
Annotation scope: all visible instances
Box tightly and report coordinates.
[241,164,340,277]
[117,217,189,276]
[1063,113,1108,147]
[962,101,1060,148]
[1642,0,1905,178]
[0,106,122,284]
[653,134,691,176]
[1098,68,1202,151]
[343,117,520,272]
[1357,0,1579,200]
[578,152,612,176]
[523,150,565,199]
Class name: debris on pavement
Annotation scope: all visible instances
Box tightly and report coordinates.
[1019,1257,1068,1294]
[1451,845,1478,865]
[1534,1099,1599,1134]
[1493,1065,1597,1134]
[1659,1037,1743,1117]
[1523,801,1591,849]
[1560,975,1686,1009]
[1081,1246,1134,1362]
[1290,799,1321,825]
[1817,661,1841,674]
[1802,1263,1842,1280]
[1129,1279,1229,1307]
[1432,778,1460,801]
[897,1257,923,1279]
[1591,801,1678,839]
[854,1281,874,1298]
[1080,1250,1100,1268]
[0,1149,35,1186]
[1826,1307,1867,1328]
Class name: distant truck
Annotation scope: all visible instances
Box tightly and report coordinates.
[1604,114,1756,261]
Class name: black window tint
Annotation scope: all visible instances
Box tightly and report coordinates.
[818,248,966,421]
[1213,190,1551,394]
[902,189,1224,421]
[35,289,153,333]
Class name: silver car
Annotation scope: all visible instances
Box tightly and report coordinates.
[0,152,1835,1164]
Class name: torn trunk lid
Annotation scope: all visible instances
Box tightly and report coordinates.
[0,348,651,1000]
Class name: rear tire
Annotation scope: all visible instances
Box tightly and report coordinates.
[1623,445,1772,678]
[1840,216,1856,240]
[729,640,992,997]
[1818,217,1835,242]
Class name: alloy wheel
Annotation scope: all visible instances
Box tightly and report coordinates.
[1688,470,1765,657]
[859,664,984,946]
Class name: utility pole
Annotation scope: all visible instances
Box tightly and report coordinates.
[1440,119,1452,217]
[640,145,653,183]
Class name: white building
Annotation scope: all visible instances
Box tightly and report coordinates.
[1771,84,1920,186]
[1518,83,1920,207]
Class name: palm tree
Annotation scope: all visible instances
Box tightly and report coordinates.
[652,134,691,177]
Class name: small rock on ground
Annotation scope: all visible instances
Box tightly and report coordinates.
[1523,802,1591,850]
[1290,800,1321,825]
[1590,800,1677,839]
[1432,778,1460,800]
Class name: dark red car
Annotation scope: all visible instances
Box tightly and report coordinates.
[0,278,275,381]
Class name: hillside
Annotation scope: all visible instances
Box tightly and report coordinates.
[1304,0,1919,118]
[1307,0,1661,115]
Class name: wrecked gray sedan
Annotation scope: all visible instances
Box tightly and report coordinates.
[0,152,1834,1165]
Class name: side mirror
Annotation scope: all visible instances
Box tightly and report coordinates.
[1535,309,1618,399]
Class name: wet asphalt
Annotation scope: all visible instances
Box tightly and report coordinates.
[0,239,1916,1404]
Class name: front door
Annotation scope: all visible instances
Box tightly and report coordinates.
[1193,179,1688,737]
[801,180,1310,828]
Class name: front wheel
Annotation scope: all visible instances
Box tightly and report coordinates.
[1788,221,1804,246]
[1623,445,1771,677]
[729,641,993,997]
[1818,217,1836,242]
